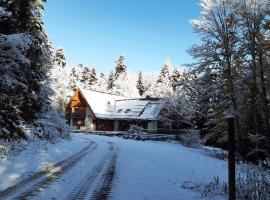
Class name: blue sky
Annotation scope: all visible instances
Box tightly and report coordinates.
[43,0,200,72]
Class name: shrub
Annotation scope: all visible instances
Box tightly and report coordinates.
[122,125,145,140]
[177,130,202,147]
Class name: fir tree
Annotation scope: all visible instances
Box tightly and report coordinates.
[107,71,115,90]
[114,54,127,79]
[77,64,88,85]
[171,68,181,91]
[88,67,98,87]
[53,48,66,68]
[70,67,78,91]
[157,59,171,83]
[136,71,145,97]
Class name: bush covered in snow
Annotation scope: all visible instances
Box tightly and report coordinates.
[177,130,202,147]
[30,110,70,142]
[127,125,145,135]
[123,125,145,140]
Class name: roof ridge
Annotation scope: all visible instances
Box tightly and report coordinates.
[79,87,128,98]
[116,98,163,102]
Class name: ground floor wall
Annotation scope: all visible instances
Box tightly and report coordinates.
[70,117,158,133]
[147,121,158,133]
[69,113,191,134]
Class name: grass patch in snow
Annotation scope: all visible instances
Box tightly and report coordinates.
[181,164,270,200]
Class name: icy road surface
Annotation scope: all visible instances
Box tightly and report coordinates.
[0,133,227,200]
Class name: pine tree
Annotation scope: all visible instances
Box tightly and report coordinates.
[171,68,181,91]
[136,71,145,96]
[77,64,88,85]
[107,71,115,90]
[70,67,78,91]
[88,67,98,87]
[114,54,127,79]
[53,48,66,68]
[157,61,170,83]
[149,59,173,97]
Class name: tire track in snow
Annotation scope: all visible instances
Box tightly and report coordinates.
[66,141,117,200]
[14,142,98,200]
[91,148,117,200]
[0,138,96,200]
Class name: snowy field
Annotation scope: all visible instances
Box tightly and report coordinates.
[0,133,228,200]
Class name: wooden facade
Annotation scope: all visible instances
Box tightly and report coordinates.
[66,90,89,129]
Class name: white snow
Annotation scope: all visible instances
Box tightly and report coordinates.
[80,88,127,117]
[0,136,88,190]
[79,88,165,120]
[0,133,228,200]
[102,135,227,200]
[0,7,12,18]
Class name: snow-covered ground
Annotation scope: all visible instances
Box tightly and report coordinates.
[0,133,228,200]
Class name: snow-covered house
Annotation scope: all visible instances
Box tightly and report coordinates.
[66,88,166,132]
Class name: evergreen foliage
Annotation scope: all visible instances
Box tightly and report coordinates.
[0,0,69,140]
[171,68,181,91]
[136,71,145,97]
[114,54,127,78]
[107,71,115,90]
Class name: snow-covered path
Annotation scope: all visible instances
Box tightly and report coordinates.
[0,133,228,200]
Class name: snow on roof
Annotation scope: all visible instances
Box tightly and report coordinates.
[80,89,126,117]
[79,89,165,120]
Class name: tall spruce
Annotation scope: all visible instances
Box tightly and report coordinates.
[114,54,127,79]
[157,61,170,83]
[171,68,181,91]
[69,67,78,91]
[136,71,145,97]
[88,67,98,87]
[107,71,115,90]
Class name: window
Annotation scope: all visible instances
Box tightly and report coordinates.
[124,109,131,113]
[117,109,123,113]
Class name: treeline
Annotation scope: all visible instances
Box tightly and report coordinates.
[61,56,183,99]
[0,0,69,140]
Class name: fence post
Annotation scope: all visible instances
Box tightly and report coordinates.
[227,116,236,200]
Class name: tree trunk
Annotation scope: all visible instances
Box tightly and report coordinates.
[258,52,270,136]
[250,58,258,133]
[226,58,241,139]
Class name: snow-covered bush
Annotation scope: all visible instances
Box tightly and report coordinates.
[128,125,144,134]
[0,139,28,157]
[30,110,71,142]
[122,125,145,140]
[177,130,202,147]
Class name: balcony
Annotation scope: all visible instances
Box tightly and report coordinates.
[71,107,86,119]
